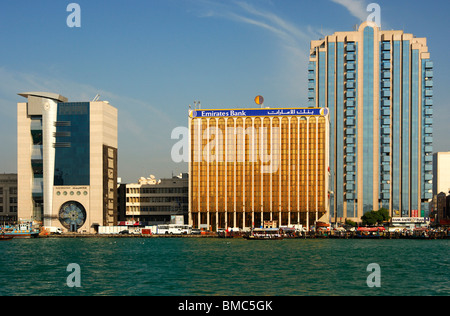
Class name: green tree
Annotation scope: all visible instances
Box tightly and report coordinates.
[361,208,390,226]
[377,208,391,223]
[361,211,381,226]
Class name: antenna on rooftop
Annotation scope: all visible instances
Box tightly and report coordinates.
[92,94,100,102]
[194,100,201,110]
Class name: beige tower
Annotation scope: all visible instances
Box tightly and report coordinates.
[308,22,433,223]
[17,92,118,233]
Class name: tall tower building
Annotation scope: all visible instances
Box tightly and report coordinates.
[188,107,329,231]
[308,22,433,222]
[17,92,118,232]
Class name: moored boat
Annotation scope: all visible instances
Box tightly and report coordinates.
[0,234,14,240]
[1,222,39,239]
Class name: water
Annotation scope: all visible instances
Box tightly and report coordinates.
[0,238,449,296]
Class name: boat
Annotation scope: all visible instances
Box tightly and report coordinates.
[0,234,13,241]
[244,228,284,240]
[355,227,386,239]
[1,222,39,239]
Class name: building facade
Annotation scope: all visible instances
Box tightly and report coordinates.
[188,107,329,231]
[17,92,118,233]
[0,174,18,222]
[308,22,433,222]
[432,152,450,197]
[120,174,188,224]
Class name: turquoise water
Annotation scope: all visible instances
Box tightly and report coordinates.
[0,238,448,296]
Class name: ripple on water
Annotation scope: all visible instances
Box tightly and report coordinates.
[0,238,448,296]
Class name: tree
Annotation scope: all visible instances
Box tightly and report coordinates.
[361,208,390,226]
[377,208,391,222]
[361,211,381,226]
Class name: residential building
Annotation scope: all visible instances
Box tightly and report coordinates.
[308,21,433,222]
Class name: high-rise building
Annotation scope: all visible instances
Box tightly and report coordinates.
[188,107,329,231]
[308,22,434,222]
[17,92,118,232]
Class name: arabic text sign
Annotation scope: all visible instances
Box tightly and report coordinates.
[190,108,328,118]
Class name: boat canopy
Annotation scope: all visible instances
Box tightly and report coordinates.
[357,227,386,232]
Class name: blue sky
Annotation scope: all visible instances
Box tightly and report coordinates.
[0,0,449,182]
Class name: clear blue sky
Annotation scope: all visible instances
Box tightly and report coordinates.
[0,0,449,182]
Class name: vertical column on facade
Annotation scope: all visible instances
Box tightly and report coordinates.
[251,117,255,228]
[197,119,202,229]
[215,118,219,231]
[206,119,210,230]
[242,118,246,229]
[315,116,319,223]
[233,118,237,228]
[224,118,228,229]
[268,117,274,224]
[288,117,291,226]
[306,117,310,230]
[380,39,392,210]
[278,117,282,226]
[297,117,301,225]
[260,119,264,227]
[422,59,433,215]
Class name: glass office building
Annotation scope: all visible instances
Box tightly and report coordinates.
[308,22,433,222]
[17,92,118,232]
[188,107,329,231]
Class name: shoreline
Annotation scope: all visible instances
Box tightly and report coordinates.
[34,232,450,240]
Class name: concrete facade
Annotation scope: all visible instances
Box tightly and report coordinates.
[17,92,118,233]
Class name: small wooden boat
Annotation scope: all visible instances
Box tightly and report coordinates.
[0,234,13,240]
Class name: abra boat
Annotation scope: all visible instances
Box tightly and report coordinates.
[1,222,39,239]
[244,228,284,240]
[0,234,13,240]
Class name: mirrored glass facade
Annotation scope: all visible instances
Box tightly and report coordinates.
[189,108,329,230]
[309,22,433,222]
[54,102,90,186]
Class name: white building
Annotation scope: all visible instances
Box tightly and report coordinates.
[433,152,450,196]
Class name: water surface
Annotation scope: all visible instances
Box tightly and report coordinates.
[0,238,448,296]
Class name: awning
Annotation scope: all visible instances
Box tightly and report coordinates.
[357,227,386,232]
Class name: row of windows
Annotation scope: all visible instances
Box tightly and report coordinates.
[0,206,17,213]
[126,187,188,194]
[0,197,18,204]
[127,197,188,203]
[0,187,17,195]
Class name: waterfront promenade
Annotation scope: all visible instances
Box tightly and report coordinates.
[36,229,450,240]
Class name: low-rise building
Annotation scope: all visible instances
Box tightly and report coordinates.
[119,173,188,225]
[0,174,18,222]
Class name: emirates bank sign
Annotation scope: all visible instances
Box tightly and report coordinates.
[190,108,329,118]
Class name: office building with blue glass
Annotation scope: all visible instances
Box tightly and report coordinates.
[308,22,433,222]
[17,92,118,232]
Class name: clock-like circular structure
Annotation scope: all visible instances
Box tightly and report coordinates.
[58,201,87,231]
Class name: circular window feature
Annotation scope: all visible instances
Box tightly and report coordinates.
[83,191,88,195]
[77,191,81,196]
[58,201,87,232]
[70,191,74,195]
[56,191,61,196]
[63,191,68,196]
